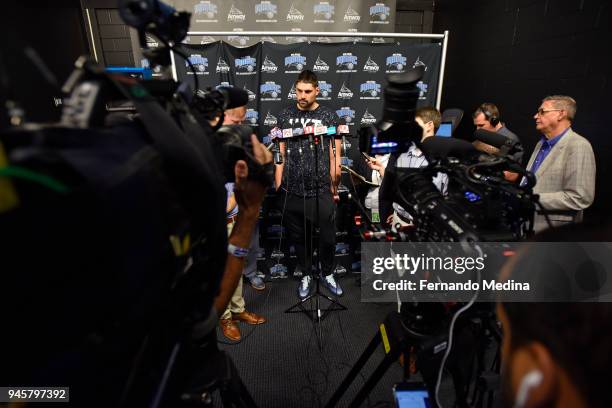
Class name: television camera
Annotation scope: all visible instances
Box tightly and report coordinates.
[0,1,270,407]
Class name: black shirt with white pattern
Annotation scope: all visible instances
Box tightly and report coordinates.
[277,104,342,197]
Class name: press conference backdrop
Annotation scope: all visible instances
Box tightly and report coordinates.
[173,41,442,140]
[166,0,396,46]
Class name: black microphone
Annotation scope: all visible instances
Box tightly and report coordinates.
[420,136,478,160]
[473,129,513,149]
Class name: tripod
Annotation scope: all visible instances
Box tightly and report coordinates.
[285,132,346,350]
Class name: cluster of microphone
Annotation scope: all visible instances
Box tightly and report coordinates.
[266,124,350,164]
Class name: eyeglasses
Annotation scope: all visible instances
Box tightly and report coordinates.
[536,108,563,116]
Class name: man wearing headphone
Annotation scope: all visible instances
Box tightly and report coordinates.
[472,103,524,163]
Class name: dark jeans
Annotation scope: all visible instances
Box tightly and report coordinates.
[283,191,336,277]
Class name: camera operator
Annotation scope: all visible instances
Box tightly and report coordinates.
[211,110,271,335]
[274,69,344,299]
[472,103,523,163]
[214,107,268,341]
[378,106,448,226]
[497,224,612,408]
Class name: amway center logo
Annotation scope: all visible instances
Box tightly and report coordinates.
[343,5,361,23]
[216,58,230,74]
[246,109,259,125]
[314,2,335,23]
[287,84,297,100]
[244,85,257,102]
[363,55,380,73]
[227,4,246,22]
[194,1,218,22]
[318,81,332,100]
[255,1,278,22]
[313,55,330,73]
[264,111,278,126]
[336,53,358,73]
[336,107,355,124]
[261,82,282,101]
[360,108,377,125]
[286,4,304,22]
[386,53,407,73]
[235,56,257,75]
[186,54,208,74]
[360,81,381,99]
[369,3,390,24]
[285,53,307,73]
[413,56,428,71]
[337,83,354,100]
[261,56,278,73]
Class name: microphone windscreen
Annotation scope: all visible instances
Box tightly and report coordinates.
[421,136,478,160]
[473,129,510,148]
[218,86,249,109]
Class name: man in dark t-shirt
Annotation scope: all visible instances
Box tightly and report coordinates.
[274,70,343,299]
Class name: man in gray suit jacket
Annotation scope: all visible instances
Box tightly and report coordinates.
[526,95,596,232]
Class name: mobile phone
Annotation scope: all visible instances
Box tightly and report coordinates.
[362,151,374,161]
[393,382,431,408]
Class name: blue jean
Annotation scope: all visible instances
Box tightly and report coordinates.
[243,224,261,280]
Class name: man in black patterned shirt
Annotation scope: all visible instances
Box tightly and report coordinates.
[274,70,343,299]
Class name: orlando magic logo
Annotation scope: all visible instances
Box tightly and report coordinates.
[246,109,259,125]
[360,108,377,125]
[363,55,379,73]
[227,4,246,22]
[413,56,428,71]
[186,54,208,74]
[194,1,218,22]
[285,53,306,73]
[337,83,354,100]
[215,81,232,89]
[336,107,355,124]
[227,35,249,46]
[235,56,257,75]
[264,111,278,126]
[360,81,381,99]
[255,1,277,22]
[336,53,358,73]
[314,2,335,23]
[369,3,390,23]
[318,81,332,99]
[343,5,361,23]
[216,57,230,74]
[313,55,330,73]
[261,56,278,73]
[386,53,407,73]
[261,82,282,101]
[416,81,428,100]
[286,4,304,21]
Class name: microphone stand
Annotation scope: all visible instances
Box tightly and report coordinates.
[285,130,346,351]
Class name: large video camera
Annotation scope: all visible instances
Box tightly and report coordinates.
[0,1,268,406]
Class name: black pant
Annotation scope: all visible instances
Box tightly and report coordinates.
[282,191,336,277]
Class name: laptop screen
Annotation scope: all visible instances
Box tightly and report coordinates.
[435,121,453,137]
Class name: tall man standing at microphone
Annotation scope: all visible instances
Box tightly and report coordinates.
[275,70,344,299]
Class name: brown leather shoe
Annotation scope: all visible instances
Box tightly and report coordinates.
[232,310,266,325]
[219,318,241,341]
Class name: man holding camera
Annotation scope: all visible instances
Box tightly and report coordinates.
[274,70,343,299]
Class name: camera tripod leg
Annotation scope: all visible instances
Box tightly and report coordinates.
[324,330,383,408]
